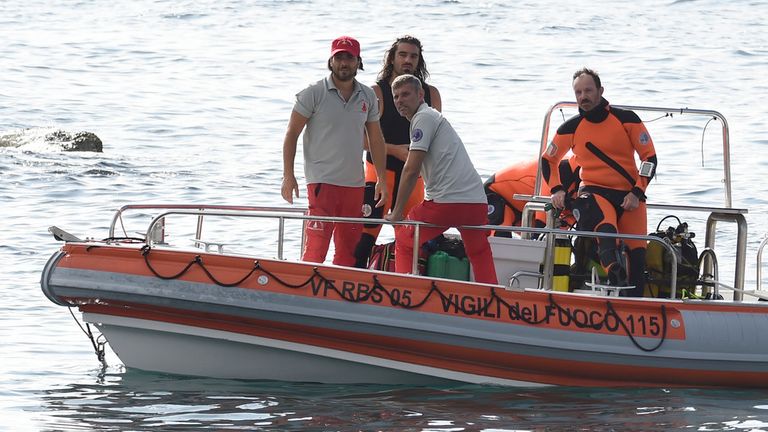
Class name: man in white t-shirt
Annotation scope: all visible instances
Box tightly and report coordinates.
[281,36,388,266]
[385,74,497,284]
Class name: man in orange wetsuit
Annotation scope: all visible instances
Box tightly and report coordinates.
[353,35,442,268]
[542,68,657,296]
[485,157,580,236]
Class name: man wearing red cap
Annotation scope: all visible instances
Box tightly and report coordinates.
[282,36,388,266]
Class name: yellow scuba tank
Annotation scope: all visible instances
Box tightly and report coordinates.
[553,237,572,292]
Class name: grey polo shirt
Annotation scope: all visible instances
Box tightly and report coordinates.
[293,75,380,187]
[409,103,486,204]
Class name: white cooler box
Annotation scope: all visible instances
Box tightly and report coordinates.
[488,236,546,288]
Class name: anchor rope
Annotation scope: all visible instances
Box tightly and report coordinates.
[68,306,107,363]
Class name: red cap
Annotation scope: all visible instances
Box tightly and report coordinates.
[330,36,360,58]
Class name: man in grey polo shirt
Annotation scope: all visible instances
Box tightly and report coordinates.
[385,74,497,284]
[281,36,388,266]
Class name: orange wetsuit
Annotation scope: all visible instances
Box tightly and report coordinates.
[541,98,657,296]
[485,157,580,235]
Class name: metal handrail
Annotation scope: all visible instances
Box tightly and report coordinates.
[534,102,731,207]
[522,226,680,297]
[520,200,556,289]
[138,208,681,295]
[515,194,748,296]
[704,212,748,298]
[142,208,444,272]
[134,208,540,277]
[109,204,310,237]
[758,235,768,291]
[699,248,720,299]
[514,194,748,217]
[424,220,681,296]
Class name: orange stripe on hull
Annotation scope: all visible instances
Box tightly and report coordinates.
[76,301,768,388]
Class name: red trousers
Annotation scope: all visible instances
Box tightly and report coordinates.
[302,183,363,266]
[394,201,498,284]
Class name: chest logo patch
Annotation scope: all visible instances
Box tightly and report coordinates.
[362,203,372,217]
[412,128,424,142]
[546,142,558,156]
[361,101,367,112]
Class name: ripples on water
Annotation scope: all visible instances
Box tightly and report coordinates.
[28,370,768,431]
[2,0,768,430]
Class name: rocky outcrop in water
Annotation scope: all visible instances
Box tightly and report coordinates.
[0,128,104,152]
[45,130,103,152]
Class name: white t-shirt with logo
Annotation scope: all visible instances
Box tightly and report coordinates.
[409,103,486,204]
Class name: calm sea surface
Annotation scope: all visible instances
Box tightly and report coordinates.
[2,0,768,430]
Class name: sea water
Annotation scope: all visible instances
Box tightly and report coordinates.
[2,0,768,430]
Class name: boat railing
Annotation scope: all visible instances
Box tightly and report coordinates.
[698,248,720,299]
[112,201,734,299]
[534,102,732,207]
[128,206,681,297]
[109,204,310,259]
[757,234,768,292]
[519,194,749,299]
[137,206,478,268]
[514,221,682,297]
[111,204,444,268]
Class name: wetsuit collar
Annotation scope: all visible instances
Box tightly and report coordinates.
[580,97,610,123]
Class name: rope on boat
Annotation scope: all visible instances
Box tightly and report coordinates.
[141,245,199,280]
[68,306,107,364]
[604,299,668,352]
[196,259,260,288]
[136,245,669,352]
